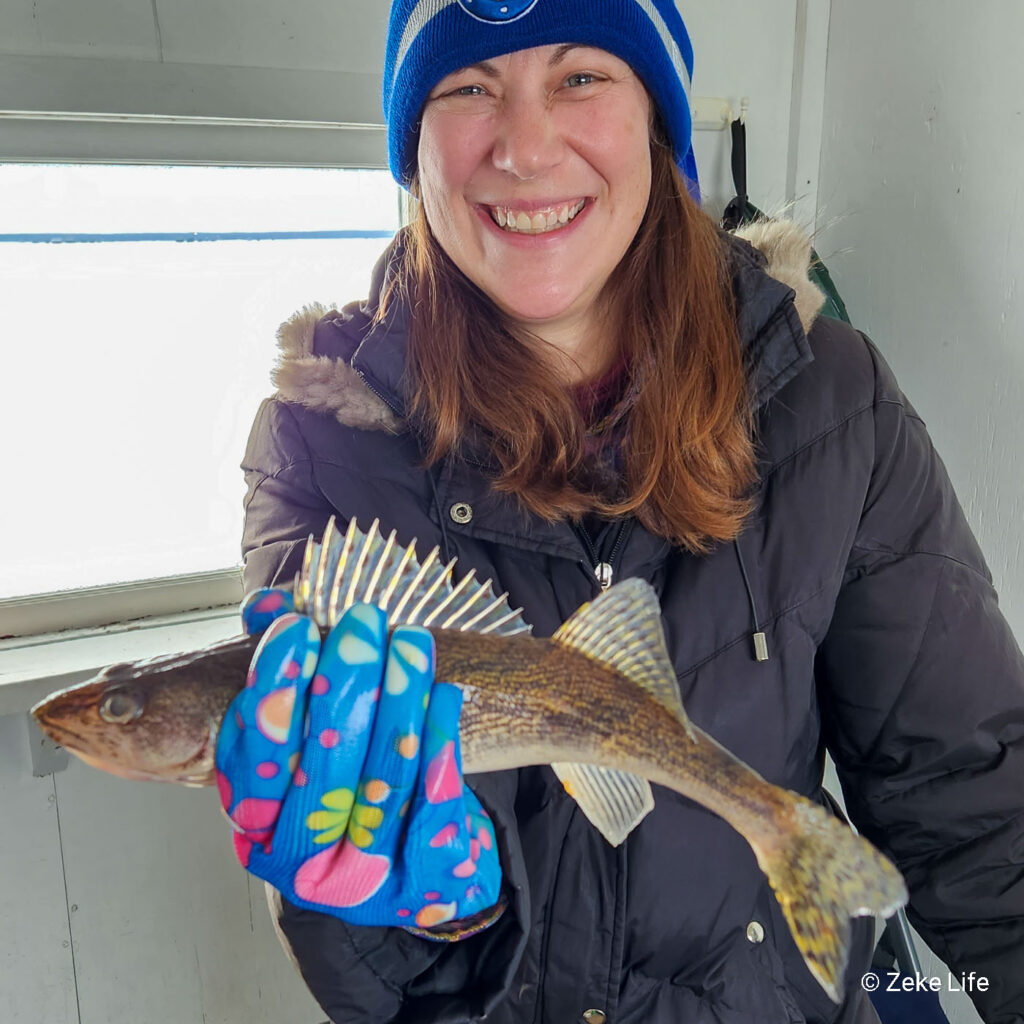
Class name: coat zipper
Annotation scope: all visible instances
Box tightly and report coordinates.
[575,519,633,591]
[354,368,404,418]
[604,519,634,586]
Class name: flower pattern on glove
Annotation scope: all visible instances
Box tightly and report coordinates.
[215,592,502,934]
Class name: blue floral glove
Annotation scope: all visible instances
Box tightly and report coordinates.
[215,588,503,935]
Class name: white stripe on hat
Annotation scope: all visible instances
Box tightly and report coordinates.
[392,0,691,100]
[395,0,458,80]
[632,0,692,97]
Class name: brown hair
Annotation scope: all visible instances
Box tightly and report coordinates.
[381,126,755,553]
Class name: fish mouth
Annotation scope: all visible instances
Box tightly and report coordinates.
[33,714,217,786]
[174,719,219,785]
[73,751,173,783]
[32,714,97,760]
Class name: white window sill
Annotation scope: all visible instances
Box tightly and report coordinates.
[0,606,242,717]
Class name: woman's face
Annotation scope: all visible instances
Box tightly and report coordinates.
[417,44,652,338]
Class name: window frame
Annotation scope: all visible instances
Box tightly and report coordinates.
[0,569,244,639]
[0,113,403,644]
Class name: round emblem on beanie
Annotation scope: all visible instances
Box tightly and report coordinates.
[456,0,540,23]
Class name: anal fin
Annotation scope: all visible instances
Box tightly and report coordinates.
[551,762,654,846]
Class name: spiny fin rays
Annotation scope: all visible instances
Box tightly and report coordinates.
[293,516,532,637]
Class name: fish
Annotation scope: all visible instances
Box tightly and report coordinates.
[31,516,907,1002]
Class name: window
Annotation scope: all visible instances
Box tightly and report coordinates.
[0,164,400,613]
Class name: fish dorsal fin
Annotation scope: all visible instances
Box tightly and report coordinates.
[552,578,690,726]
[549,579,691,847]
[294,517,532,637]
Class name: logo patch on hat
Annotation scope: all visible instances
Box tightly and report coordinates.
[456,0,540,23]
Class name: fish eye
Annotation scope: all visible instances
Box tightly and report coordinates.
[99,689,143,725]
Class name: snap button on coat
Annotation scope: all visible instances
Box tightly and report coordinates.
[582,1010,606,1024]
[450,502,473,524]
[746,921,765,943]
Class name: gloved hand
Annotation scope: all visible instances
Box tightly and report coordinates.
[215,588,502,934]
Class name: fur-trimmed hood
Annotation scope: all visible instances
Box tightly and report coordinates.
[270,219,826,434]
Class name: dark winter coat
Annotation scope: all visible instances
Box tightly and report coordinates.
[240,221,1024,1024]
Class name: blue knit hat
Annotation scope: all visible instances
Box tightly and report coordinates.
[382,0,699,195]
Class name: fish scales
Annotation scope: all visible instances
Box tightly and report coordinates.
[444,629,794,842]
[31,517,907,1004]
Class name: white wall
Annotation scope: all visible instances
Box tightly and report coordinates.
[686,0,830,224]
[816,0,1024,641]
[0,0,388,165]
[817,5,1024,1023]
[0,713,326,1023]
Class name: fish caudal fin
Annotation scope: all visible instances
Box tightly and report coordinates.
[550,578,689,846]
[295,517,531,637]
[752,795,908,1003]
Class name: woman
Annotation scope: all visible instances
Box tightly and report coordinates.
[221,1,1024,1021]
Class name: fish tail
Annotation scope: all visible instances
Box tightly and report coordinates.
[751,794,907,1003]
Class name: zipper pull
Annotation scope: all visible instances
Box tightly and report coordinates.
[595,562,614,590]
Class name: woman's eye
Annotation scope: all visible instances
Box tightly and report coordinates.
[452,84,485,97]
[566,73,598,88]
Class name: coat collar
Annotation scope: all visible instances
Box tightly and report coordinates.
[271,218,824,433]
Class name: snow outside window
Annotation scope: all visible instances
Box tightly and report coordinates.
[0,163,400,604]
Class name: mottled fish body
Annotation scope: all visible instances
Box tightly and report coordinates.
[32,518,906,1002]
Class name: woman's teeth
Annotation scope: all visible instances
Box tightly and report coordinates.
[490,200,586,234]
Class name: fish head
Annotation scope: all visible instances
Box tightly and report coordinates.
[31,635,253,785]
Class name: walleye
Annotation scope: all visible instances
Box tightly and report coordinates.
[32,517,906,1002]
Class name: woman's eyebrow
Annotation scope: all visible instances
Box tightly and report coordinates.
[463,60,501,78]
[548,43,589,65]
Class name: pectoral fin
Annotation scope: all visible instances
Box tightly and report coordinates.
[551,762,654,846]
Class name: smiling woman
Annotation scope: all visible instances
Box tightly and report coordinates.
[417,45,653,345]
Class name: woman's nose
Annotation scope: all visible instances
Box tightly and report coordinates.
[490,94,564,180]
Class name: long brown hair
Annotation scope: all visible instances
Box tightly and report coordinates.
[380,124,755,553]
